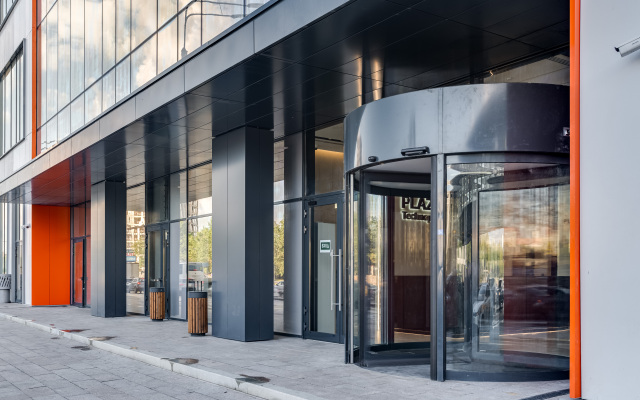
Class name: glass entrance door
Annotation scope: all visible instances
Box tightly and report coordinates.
[304,196,343,343]
[350,157,432,366]
[146,224,169,316]
[72,239,86,307]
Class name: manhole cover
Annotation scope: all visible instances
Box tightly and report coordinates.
[237,374,270,384]
[72,346,91,351]
[62,329,87,333]
[89,336,115,341]
[167,358,199,365]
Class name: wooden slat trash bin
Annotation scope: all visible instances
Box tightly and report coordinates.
[149,287,165,321]
[188,291,208,336]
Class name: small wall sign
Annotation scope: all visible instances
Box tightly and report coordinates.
[320,240,331,253]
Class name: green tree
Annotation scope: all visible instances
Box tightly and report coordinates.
[274,219,285,280]
[132,237,145,277]
[188,221,212,274]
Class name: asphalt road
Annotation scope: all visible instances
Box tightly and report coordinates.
[0,319,259,400]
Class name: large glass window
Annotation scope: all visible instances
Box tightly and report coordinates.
[273,204,284,331]
[310,123,344,195]
[128,164,212,318]
[273,134,304,336]
[445,162,570,377]
[38,0,269,154]
[84,0,102,87]
[0,49,24,157]
[146,176,168,224]
[126,184,146,314]
[0,204,8,275]
[0,0,17,24]
[202,0,242,43]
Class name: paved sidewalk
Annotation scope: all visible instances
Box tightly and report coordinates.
[0,318,258,400]
[0,304,570,400]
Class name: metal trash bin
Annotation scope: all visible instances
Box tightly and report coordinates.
[149,287,165,321]
[188,291,208,336]
[0,274,10,304]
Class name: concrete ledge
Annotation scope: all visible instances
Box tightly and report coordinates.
[0,312,324,400]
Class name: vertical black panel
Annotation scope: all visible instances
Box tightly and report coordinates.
[211,127,274,342]
[211,135,229,338]
[91,180,126,318]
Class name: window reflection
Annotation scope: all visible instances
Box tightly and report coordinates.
[0,50,25,156]
[312,123,344,195]
[158,18,178,74]
[85,79,102,122]
[84,0,102,87]
[46,3,58,118]
[158,0,178,27]
[188,216,213,315]
[131,0,157,49]
[58,0,71,109]
[187,165,212,217]
[103,0,116,72]
[445,163,570,376]
[70,0,84,98]
[126,185,146,315]
[273,204,284,332]
[115,0,130,62]
[37,0,269,153]
[131,34,157,91]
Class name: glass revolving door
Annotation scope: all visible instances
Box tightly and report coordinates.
[445,162,570,379]
[350,157,433,367]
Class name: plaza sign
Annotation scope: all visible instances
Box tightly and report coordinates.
[401,197,430,222]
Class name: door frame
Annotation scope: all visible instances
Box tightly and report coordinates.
[145,223,170,317]
[303,193,345,343]
[71,238,87,307]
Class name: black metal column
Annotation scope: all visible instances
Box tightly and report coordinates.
[90,180,127,318]
[211,127,274,341]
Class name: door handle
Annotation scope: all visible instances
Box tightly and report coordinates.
[330,249,342,312]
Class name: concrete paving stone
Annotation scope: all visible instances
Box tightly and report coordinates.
[28,394,68,400]
[0,394,32,400]
[52,384,89,397]
[11,379,45,390]
[64,395,103,400]
[19,385,58,398]
[0,387,25,397]
[174,392,219,400]
[53,368,92,382]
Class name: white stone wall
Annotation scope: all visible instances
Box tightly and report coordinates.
[581,0,640,398]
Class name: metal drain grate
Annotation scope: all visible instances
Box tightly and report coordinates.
[237,374,270,384]
[167,358,199,365]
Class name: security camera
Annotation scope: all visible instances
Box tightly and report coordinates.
[615,37,640,57]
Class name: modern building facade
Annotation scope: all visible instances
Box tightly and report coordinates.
[0,0,634,398]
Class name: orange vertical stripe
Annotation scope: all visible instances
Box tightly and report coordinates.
[31,205,71,306]
[569,0,581,398]
[32,0,37,159]
[31,205,51,305]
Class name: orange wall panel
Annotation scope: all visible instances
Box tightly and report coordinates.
[31,205,71,306]
[49,207,71,305]
[31,205,50,306]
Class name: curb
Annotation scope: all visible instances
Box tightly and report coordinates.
[0,312,324,400]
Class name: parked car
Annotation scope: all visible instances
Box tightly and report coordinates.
[127,278,144,294]
[274,280,284,299]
